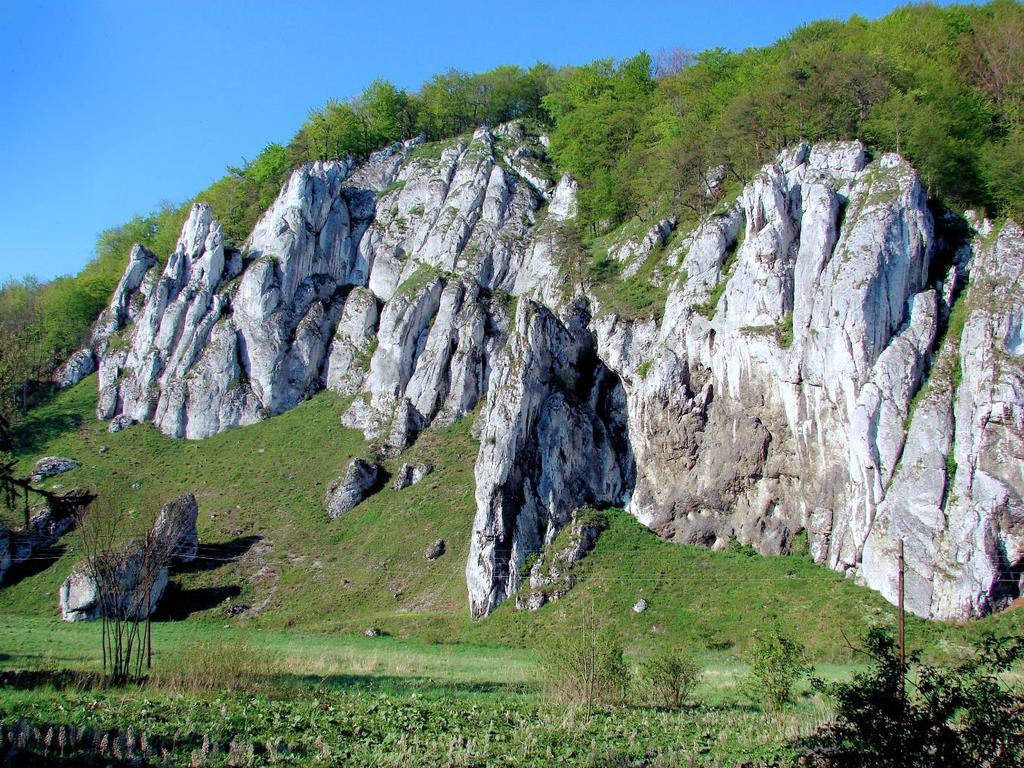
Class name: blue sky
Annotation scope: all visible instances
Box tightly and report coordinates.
[0,0,947,281]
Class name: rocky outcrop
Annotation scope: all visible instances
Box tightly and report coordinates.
[30,457,78,483]
[392,462,433,490]
[59,493,200,621]
[57,244,158,390]
[514,508,606,611]
[55,350,95,389]
[466,300,633,617]
[73,124,1024,621]
[0,496,83,584]
[324,459,381,518]
[610,217,676,279]
[861,221,1024,619]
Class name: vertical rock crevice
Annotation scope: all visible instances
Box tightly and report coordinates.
[466,300,635,618]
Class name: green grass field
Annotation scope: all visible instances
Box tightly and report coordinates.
[0,615,847,766]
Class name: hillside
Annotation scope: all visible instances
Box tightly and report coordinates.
[4,374,1024,663]
[3,6,1024,765]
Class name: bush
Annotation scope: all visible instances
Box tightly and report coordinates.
[807,627,1024,768]
[639,647,701,709]
[542,606,630,714]
[745,621,810,714]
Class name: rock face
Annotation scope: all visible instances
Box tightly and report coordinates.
[59,493,200,621]
[467,301,633,617]
[325,459,381,518]
[860,221,1024,618]
[73,126,1024,622]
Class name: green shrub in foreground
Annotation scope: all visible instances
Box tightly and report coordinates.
[808,627,1024,768]
[745,621,810,714]
[639,647,701,709]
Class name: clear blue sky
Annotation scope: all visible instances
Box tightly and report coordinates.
[0,0,948,282]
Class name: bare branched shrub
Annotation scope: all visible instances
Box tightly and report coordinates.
[541,605,630,716]
[75,498,168,684]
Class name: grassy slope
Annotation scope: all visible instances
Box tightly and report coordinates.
[3,376,1024,666]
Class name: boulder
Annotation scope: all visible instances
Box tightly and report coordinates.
[633,599,648,614]
[60,549,170,623]
[392,463,434,491]
[324,459,381,518]
[59,493,201,621]
[30,457,78,483]
[108,415,135,433]
[0,496,82,586]
[152,493,199,563]
[425,539,446,560]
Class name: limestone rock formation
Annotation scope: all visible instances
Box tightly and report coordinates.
[55,350,95,389]
[72,125,1024,622]
[30,456,79,483]
[392,462,433,490]
[324,459,381,518]
[0,496,82,585]
[860,221,1024,619]
[59,493,200,621]
[57,243,158,390]
[467,301,633,617]
[513,508,606,611]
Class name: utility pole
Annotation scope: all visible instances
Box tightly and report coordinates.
[897,538,906,768]
[897,538,906,699]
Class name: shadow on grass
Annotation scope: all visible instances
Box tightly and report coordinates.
[1,666,536,698]
[154,583,242,621]
[0,668,102,691]
[11,409,83,457]
[0,545,67,588]
[278,672,535,696]
[172,536,262,575]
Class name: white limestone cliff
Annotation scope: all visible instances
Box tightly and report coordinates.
[75,127,1024,621]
